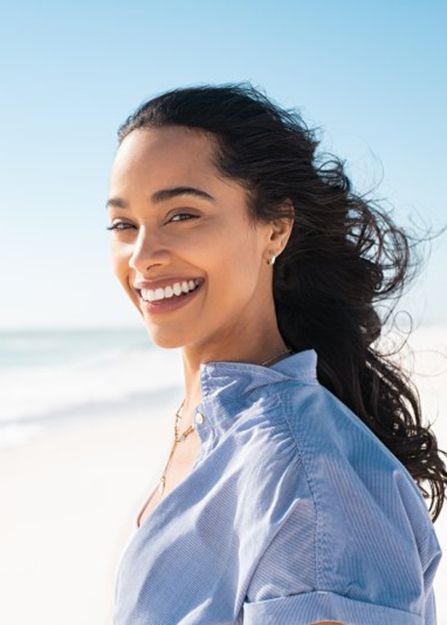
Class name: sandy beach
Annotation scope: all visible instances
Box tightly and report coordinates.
[1,328,447,625]
[0,406,176,625]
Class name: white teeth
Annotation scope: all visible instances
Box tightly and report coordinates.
[140,279,202,302]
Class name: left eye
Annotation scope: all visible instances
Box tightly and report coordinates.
[169,213,197,222]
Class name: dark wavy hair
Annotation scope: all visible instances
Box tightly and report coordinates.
[116,82,447,522]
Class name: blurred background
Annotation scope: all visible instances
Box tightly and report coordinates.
[0,1,446,624]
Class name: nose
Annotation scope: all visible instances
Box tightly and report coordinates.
[128,227,167,273]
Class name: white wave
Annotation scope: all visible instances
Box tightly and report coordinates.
[0,343,184,425]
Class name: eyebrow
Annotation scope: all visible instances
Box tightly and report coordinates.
[105,186,216,210]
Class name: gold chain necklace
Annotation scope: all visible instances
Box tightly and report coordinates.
[136,347,293,527]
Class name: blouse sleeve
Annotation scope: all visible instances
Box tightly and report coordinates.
[241,446,442,625]
[243,592,424,625]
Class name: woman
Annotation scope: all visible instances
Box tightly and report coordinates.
[108,83,445,625]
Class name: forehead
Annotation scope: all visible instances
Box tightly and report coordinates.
[111,126,220,185]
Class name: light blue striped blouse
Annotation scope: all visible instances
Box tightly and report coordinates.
[113,349,442,625]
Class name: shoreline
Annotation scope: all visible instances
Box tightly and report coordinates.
[1,331,446,624]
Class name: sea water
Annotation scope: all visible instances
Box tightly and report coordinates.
[0,327,184,448]
[1,323,446,449]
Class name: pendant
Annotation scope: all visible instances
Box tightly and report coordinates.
[159,475,166,493]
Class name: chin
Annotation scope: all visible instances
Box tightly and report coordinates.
[142,324,189,350]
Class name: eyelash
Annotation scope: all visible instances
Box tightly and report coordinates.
[106,213,198,231]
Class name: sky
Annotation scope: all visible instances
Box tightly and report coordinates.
[1,0,446,329]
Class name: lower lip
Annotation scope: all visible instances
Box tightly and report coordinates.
[140,281,204,315]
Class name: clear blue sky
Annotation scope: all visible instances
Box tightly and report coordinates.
[1,0,446,328]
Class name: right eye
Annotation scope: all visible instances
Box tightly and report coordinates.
[106,222,134,231]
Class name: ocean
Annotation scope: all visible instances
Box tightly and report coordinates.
[1,323,446,449]
[0,327,184,448]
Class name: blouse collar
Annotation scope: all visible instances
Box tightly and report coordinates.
[194,349,318,444]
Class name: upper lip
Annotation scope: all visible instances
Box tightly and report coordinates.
[133,276,205,291]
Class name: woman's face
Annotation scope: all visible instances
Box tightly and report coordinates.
[107,125,280,351]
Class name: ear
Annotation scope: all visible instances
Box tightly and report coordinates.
[268,200,295,251]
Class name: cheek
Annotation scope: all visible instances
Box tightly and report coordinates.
[110,243,131,285]
[206,229,259,283]
[208,255,258,308]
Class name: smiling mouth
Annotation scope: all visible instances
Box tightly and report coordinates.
[135,278,205,313]
[136,279,203,303]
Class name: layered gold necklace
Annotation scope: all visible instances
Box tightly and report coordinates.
[136,347,293,527]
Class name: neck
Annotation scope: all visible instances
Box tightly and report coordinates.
[179,330,291,423]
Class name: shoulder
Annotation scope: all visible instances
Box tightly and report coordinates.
[279,380,436,537]
[243,380,442,622]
